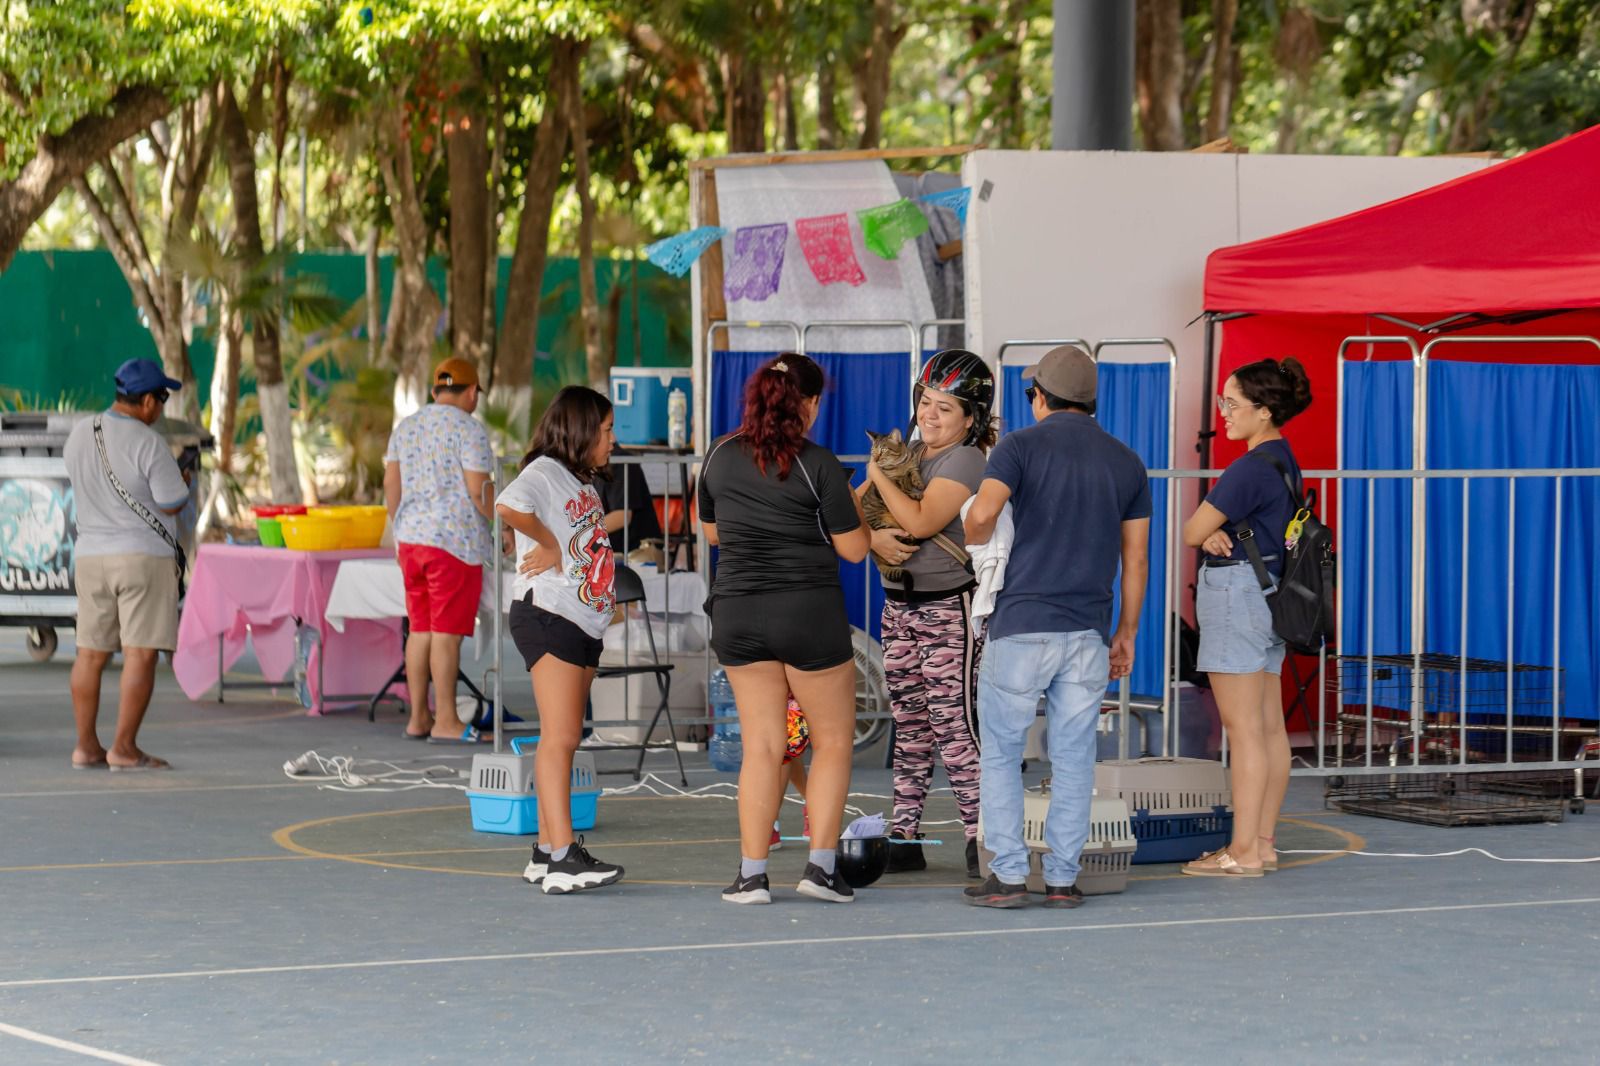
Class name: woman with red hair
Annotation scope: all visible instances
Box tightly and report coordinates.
[698,353,869,905]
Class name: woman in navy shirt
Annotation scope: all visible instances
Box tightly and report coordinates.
[1181,357,1312,878]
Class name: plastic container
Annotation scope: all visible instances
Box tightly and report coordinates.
[312,504,387,549]
[609,368,693,446]
[279,512,349,551]
[707,668,742,772]
[256,517,286,547]
[466,746,601,836]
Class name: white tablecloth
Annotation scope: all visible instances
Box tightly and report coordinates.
[323,559,707,632]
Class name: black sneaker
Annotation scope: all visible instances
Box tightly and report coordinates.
[1042,883,1085,909]
[796,862,854,903]
[522,844,552,886]
[886,833,926,873]
[965,838,981,880]
[540,838,623,895]
[721,870,772,905]
[964,873,1030,908]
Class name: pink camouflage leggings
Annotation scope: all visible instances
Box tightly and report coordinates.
[882,589,984,841]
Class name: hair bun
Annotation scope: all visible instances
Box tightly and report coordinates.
[1279,357,1313,416]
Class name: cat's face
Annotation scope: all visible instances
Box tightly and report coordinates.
[866,428,919,476]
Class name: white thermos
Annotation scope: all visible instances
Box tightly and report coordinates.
[667,387,688,449]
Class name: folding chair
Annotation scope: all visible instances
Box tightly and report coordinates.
[594,564,689,786]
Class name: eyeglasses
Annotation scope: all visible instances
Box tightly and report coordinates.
[1024,386,1038,403]
[152,389,171,405]
[1215,395,1262,415]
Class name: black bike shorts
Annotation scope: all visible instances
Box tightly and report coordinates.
[709,586,852,671]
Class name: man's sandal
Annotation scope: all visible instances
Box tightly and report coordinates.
[1181,847,1264,878]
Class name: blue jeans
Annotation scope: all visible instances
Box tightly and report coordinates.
[978,630,1110,886]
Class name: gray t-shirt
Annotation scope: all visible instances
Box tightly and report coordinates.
[881,443,986,595]
[64,411,188,559]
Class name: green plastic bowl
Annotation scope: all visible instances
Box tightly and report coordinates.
[256,516,285,548]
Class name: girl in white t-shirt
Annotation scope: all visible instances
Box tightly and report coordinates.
[495,386,621,895]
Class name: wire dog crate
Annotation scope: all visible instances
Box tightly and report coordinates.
[1324,770,1573,826]
[1332,653,1581,765]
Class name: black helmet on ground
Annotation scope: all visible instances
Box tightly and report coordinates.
[915,348,995,447]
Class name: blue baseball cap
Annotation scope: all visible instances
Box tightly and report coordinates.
[114,358,183,396]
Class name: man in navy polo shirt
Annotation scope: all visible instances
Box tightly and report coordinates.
[962,345,1151,908]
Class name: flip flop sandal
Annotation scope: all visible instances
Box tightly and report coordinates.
[427,726,485,745]
[1181,848,1263,878]
[109,755,173,772]
[1260,837,1279,873]
[70,758,109,770]
[402,731,431,740]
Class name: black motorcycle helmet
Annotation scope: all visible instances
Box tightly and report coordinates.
[914,348,995,446]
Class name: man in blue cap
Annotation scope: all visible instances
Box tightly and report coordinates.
[61,358,190,771]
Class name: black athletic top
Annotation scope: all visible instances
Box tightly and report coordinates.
[698,434,861,597]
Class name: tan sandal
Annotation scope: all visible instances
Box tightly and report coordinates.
[1182,848,1264,878]
[1260,836,1279,873]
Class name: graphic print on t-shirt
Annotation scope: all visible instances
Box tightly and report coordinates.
[563,488,615,617]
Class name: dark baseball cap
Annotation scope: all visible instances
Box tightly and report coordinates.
[114,358,182,396]
[1022,345,1096,404]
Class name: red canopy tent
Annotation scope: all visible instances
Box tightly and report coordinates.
[1202,122,1600,471]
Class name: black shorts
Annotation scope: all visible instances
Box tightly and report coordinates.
[509,599,605,670]
[710,587,852,671]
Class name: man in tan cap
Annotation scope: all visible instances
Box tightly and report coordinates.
[383,357,496,741]
[962,344,1151,908]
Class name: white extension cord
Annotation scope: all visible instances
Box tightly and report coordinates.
[1278,846,1600,864]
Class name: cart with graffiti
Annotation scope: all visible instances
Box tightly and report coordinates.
[0,413,84,661]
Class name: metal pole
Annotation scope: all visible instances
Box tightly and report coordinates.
[1507,477,1516,765]
[491,474,504,754]
[1411,343,1426,766]
[1365,474,1375,769]
[1553,475,1562,761]
[1051,0,1134,151]
[1459,477,1469,765]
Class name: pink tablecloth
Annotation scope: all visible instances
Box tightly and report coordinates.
[172,544,399,713]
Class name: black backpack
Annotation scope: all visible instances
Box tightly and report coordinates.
[1231,449,1335,655]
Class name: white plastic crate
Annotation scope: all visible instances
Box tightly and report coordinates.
[978,790,1136,895]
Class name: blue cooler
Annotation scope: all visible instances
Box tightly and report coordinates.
[610,368,692,446]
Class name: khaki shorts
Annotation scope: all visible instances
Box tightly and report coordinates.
[75,553,181,652]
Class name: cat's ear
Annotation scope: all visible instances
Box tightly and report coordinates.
[888,428,902,442]
[865,429,881,444]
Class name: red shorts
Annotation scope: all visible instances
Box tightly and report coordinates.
[397,543,482,636]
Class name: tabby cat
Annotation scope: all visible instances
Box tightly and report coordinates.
[861,429,969,587]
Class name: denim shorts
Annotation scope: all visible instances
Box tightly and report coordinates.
[1195,563,1285,676]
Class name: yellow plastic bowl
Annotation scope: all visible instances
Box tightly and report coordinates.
[280,512,350,551]
[312,505,387,549]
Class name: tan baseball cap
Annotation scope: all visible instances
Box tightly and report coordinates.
[433,357,482,390]
[1022,344,1096,404]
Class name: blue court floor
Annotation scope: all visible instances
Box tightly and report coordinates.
[1,632,1596,1065]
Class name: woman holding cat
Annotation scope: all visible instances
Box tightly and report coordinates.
[699,353,871,905]
[860,349,996,879]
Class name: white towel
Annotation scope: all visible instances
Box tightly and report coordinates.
[961,498,1014,623]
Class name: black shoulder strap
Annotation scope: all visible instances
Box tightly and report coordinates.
[94,415,188,595]
[1229,446,1299,595]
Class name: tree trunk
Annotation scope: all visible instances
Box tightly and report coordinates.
[220,84,301,504]
[198,300,243,537]
[0,85,170,271]
[447,52,490,371]
[498,38,579,422]
[1136,0,1186,150]
[365,224,382,364]
[855,0,906,149]
[561,46,606,392]
[779,70,800,151]
[817,59,841,150]
[375,104,445,420]
[724,53,766,153]
[1203,0,1240,142]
